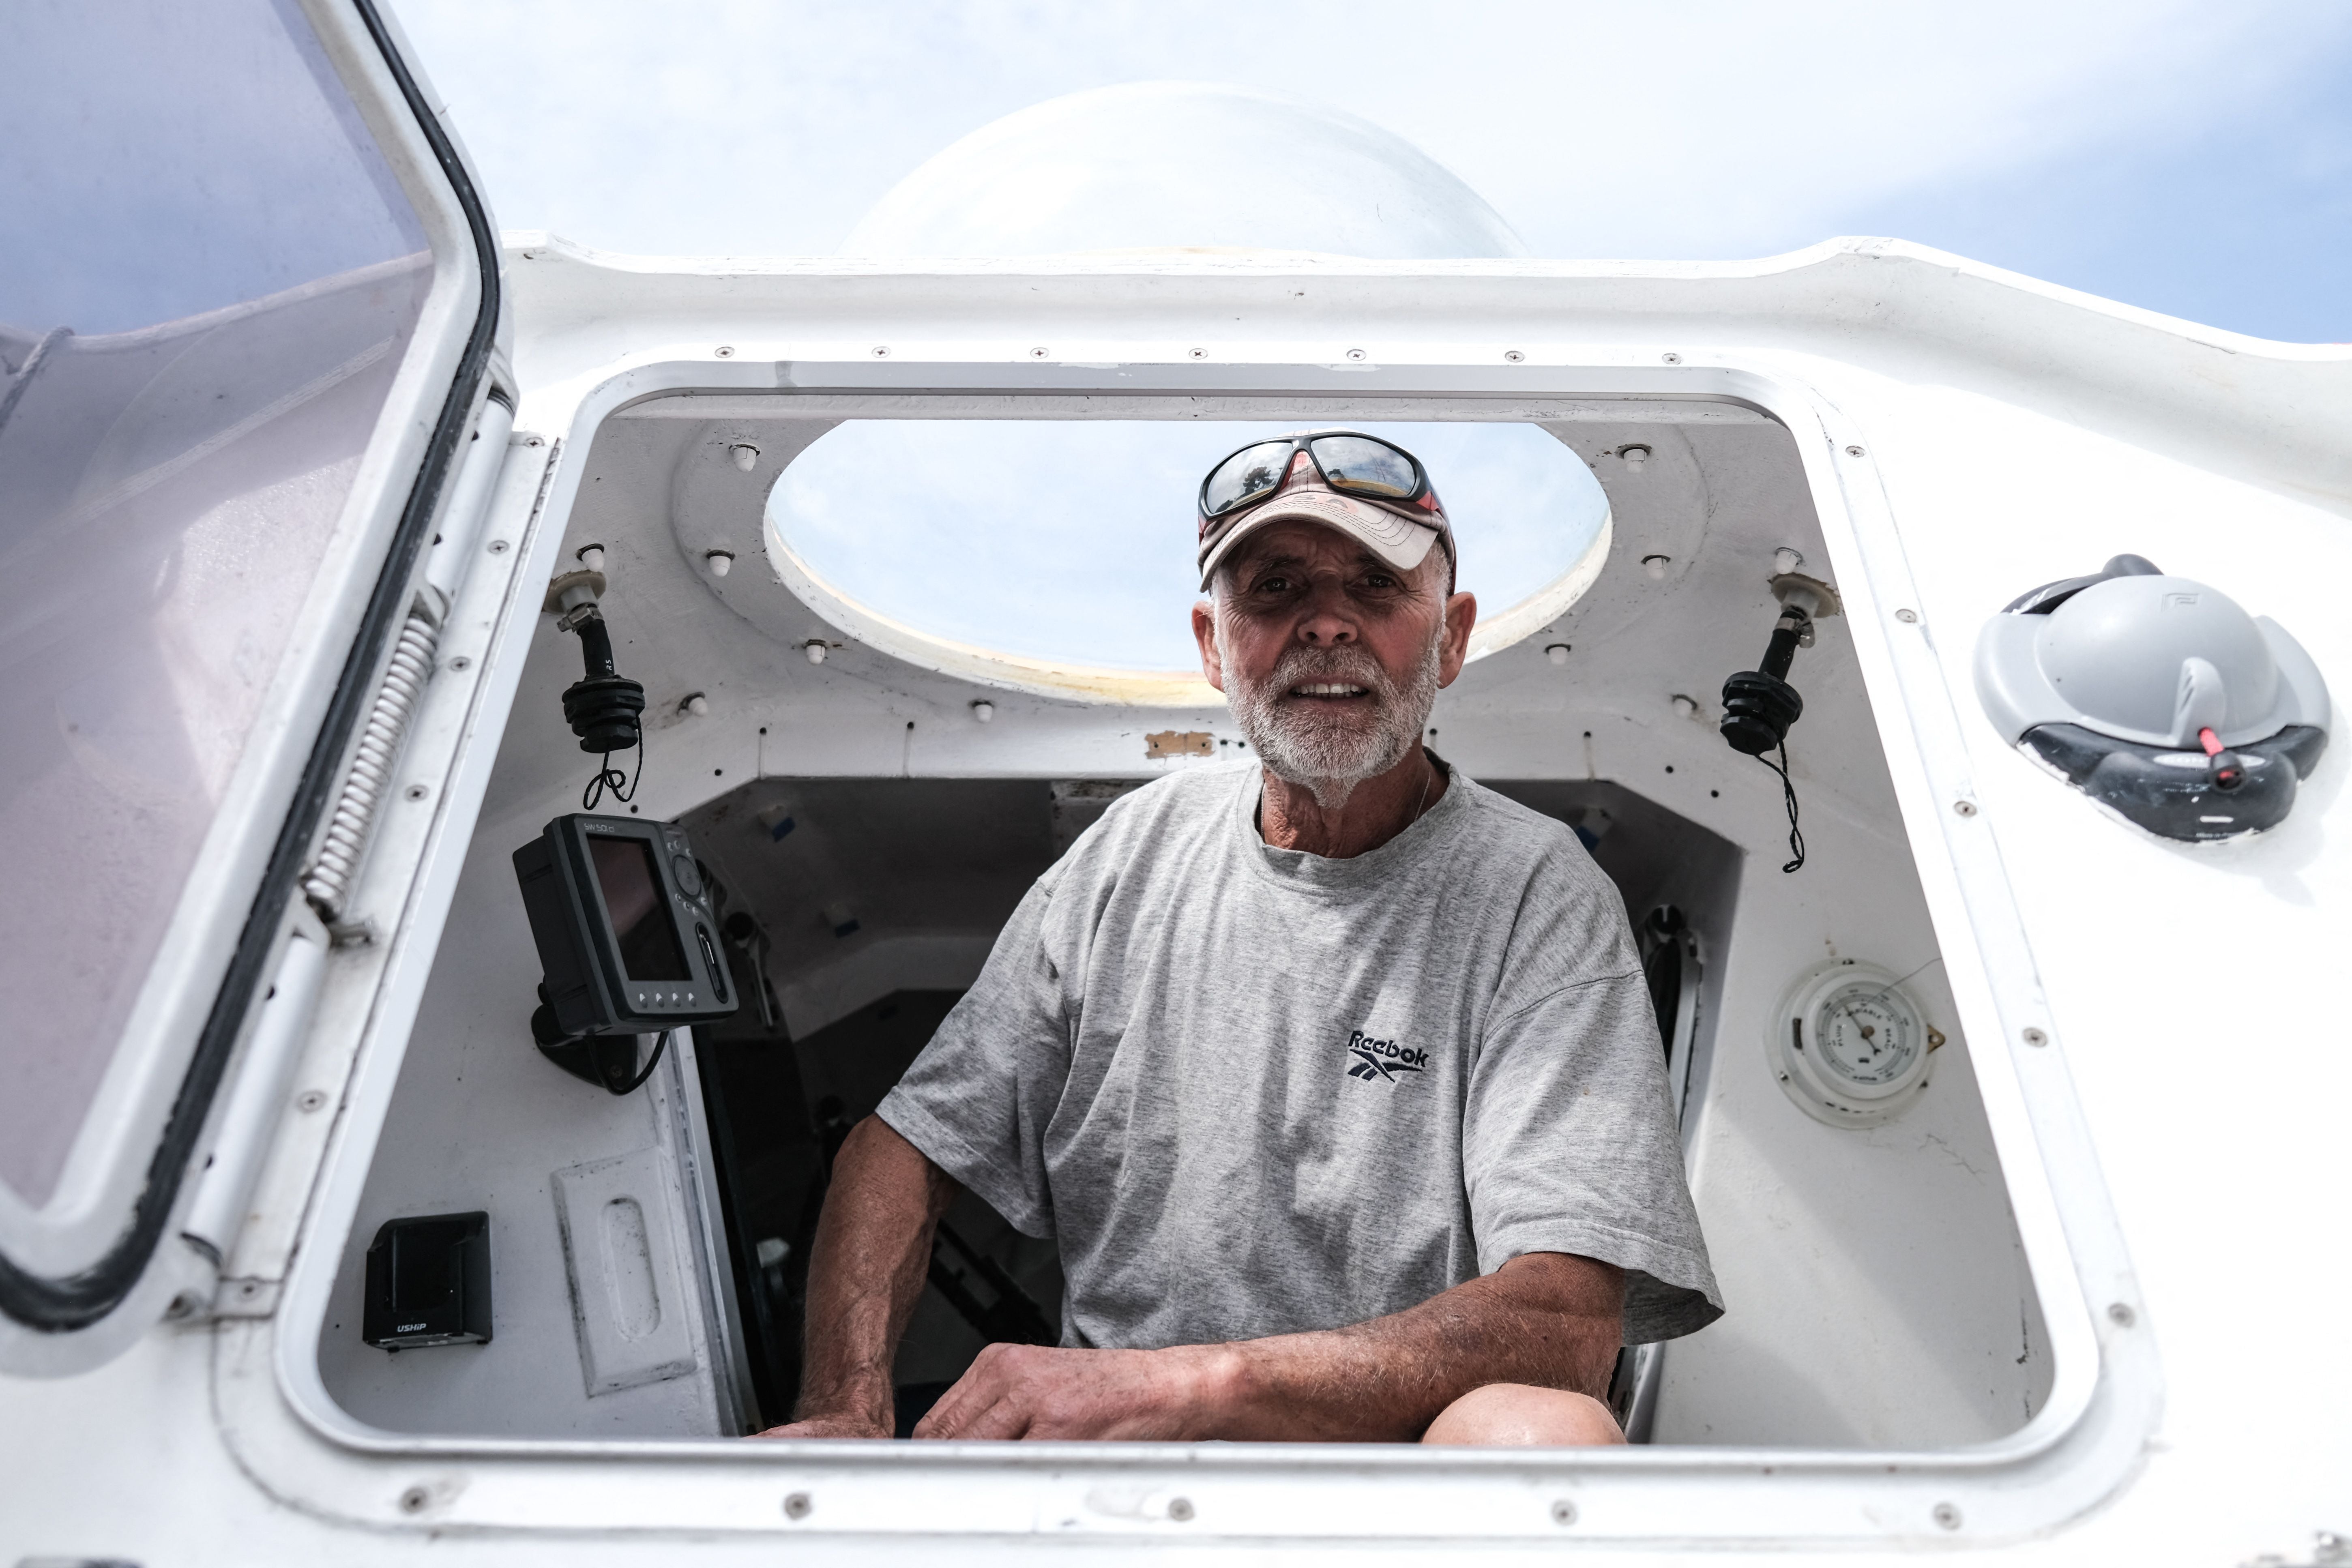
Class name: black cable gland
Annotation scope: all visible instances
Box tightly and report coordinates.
[562,612,644,754]
[562,674,645,755]
[1720,668,1804,756]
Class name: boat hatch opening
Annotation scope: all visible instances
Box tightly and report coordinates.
[315,401,2057,1459]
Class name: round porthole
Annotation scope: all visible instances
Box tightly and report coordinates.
[1769,961,1937,1128]
[763,418,1611,692]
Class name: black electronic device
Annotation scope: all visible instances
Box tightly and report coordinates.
[363,1212,491,1350]
[514,814,737,1046]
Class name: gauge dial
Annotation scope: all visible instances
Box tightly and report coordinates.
[1769,961,1940,1128]
[1809,982,1923,1089]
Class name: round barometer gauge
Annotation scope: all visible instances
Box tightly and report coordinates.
[1769,961,1940,1127]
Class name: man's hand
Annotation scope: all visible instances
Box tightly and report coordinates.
[912,1343,1232,1441]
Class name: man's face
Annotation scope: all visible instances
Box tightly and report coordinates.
[1192,518,1477,804]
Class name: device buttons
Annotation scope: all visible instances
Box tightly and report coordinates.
[632,988,712,1011]
[672,856,702,897]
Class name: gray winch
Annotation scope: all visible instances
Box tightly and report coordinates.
[1974,555,2330,842]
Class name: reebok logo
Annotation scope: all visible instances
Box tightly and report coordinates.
[1345,1027,1427,1083]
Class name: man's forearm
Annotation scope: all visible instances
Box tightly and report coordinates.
[912,1251,1624,1443]
[1204,1253,1625,1441]
[787,1115,957,1431]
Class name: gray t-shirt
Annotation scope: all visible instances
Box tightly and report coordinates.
[878,760,1721,1351]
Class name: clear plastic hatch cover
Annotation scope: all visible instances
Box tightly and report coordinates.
[0,0,431,1211]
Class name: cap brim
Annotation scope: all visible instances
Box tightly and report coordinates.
[1197,489,1441,590]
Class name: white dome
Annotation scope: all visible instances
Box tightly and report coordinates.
[840,82,1527,260]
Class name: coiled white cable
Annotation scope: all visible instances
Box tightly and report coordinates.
[302,607,438,923]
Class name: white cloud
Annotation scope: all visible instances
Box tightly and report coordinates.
[391,0,2351,260]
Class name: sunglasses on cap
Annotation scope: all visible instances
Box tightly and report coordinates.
[1197,429,1444,525]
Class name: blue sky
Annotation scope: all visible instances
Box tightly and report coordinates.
[382,0,2352,664]
[391,0,2352,339]
[1841,32,2352,341]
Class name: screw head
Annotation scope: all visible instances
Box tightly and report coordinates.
[783,1491,812,1520]
[1661,351,1683,364]
[1167,1497,1195,1522]
[403,783,429,802]
[487,539,509,554]
[1953,799,1978,817]
[1845,444,1867,457]
[399,1485,431,1515]
[1894,608,1918,624]
[2023,1027,2049,1047]
[1187,347,1208,360]
[1552,1499,1578,1525]
[870,345,890,358]
[1504,348,1526,363]
[714,345,735,358]
[1932,1502,1961,1531]
[295,1089,328,1113]
[1346,347,1367,362]
[2107,1301,2136,1327]
[1030,346,1049,359]
[449,654,472,671]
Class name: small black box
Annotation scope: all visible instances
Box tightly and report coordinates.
[363,1211,491,1350]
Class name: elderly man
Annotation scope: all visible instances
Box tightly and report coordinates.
[764,430,1719,1445]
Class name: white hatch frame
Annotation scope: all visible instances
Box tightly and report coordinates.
[215,337,2158,1550]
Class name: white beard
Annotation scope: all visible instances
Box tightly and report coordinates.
[1219,620,1444,811]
